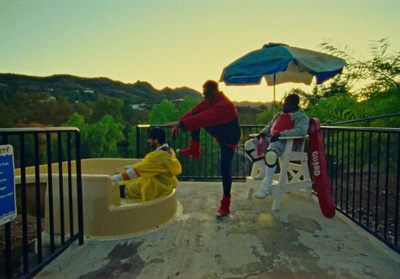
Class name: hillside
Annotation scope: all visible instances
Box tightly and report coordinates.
[0,73,202,104]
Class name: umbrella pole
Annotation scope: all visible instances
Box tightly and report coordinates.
[273,74,276,115]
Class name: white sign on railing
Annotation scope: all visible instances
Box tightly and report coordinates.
[0,145,17,226]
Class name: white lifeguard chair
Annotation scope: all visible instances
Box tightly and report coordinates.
[246,136,312,210]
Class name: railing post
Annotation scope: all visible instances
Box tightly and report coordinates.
[75,131,84,245]
[67,133,74,237]
[57,132,65,244]
[395,135,400,247]
[34,133,43,263]
[46,132,55,253]
[136,125,140,158]
[20,134,29,274]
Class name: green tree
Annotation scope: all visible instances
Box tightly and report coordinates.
[74,102,94,122]
[54,95,75,125]
[305,94,361,124]
[255,104,281,125]
[304,38,400,126]
[149,99,180,124]
[236,106,259,124]
[177,96,201,117]
[87,115,125,157]
[10,92,31,124]
[30,94,74,126]
[121,105,149,126]
[63,113,125,158]
[0,102,16,127]
[89,96,124,123]
[357,87,400,127]
[294,76,351,109]
[319,37,400,99]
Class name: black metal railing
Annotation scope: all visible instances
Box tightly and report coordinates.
[323,112,400,126]
[0,128,84,279]
[136,124,400,253]
[136,125,263,180]
[323,126,400,254]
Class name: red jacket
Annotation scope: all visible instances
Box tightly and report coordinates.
[179,92,238,131]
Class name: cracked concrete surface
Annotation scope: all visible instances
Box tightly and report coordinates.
[35,182,400,279]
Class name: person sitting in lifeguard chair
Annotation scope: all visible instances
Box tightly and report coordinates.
[244,94,309,198]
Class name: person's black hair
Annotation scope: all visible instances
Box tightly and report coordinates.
[285,94,300,106]
[203,80,219,91]
[148,128,166,144]
[282,94,300,113]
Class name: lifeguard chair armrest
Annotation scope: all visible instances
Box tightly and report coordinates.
[278,135,309,140]
[248,134,308,140]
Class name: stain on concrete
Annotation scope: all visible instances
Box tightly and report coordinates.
[195,234,205,251]
[288,214,322,233]
[214,254,223,265]
[78,242,144,279]
[147,258,164,265]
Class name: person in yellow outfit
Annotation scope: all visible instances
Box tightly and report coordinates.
[111,128,182,202]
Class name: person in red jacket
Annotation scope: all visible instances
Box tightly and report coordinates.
[165,80,241,217]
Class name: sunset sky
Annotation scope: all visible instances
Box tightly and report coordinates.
[1,0,399,102]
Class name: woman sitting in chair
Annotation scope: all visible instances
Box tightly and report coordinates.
[244,94,309,198]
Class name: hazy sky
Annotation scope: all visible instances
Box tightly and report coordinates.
[1,0,399,102]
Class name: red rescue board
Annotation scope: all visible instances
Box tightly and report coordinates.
[308,118,335,218]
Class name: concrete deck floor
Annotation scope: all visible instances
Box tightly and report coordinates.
[35,182,400,279]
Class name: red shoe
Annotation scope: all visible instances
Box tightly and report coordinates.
[177,139,201,160]
[216,195,231,217]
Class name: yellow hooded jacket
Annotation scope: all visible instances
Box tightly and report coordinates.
[123,146,182,202]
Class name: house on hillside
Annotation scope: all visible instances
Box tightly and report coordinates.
[39,96,56,103]
[83,88,94,94]
[171,98,184,107]
[131,104,143,111]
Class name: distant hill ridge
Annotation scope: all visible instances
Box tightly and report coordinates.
[0,73,203,104]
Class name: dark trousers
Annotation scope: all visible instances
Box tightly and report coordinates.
[219,141,235,197]
[190,125,239,198]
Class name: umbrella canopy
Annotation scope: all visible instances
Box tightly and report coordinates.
[220,43,347,103]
